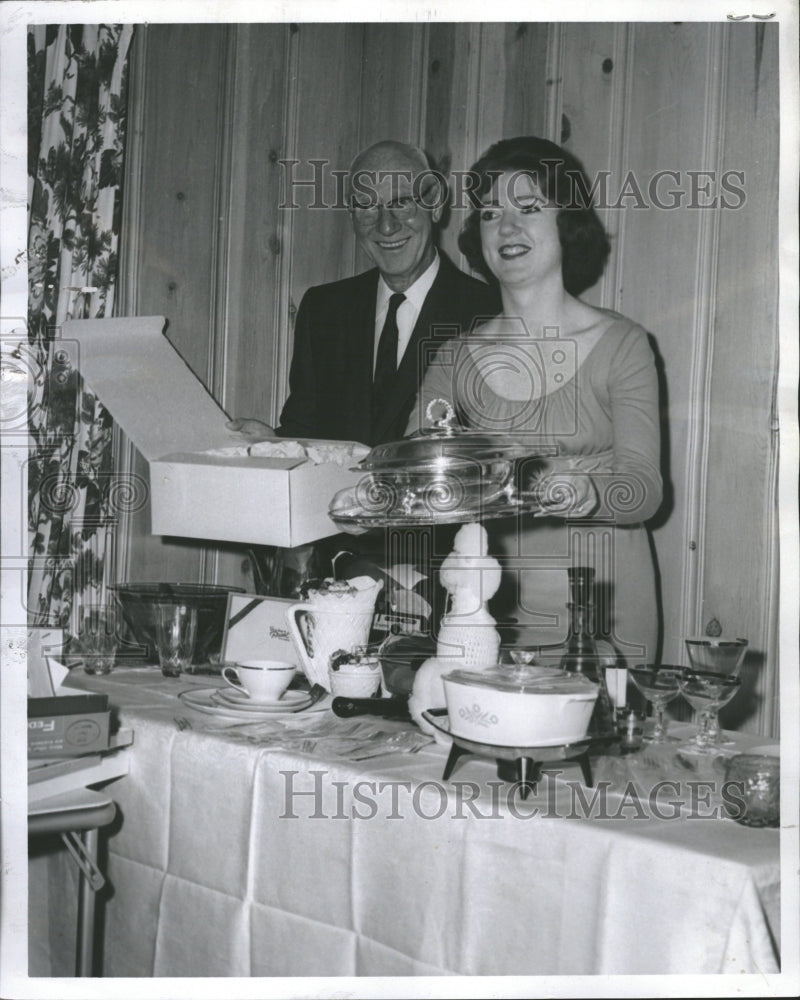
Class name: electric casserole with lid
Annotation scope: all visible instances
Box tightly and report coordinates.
[442,667,599,747]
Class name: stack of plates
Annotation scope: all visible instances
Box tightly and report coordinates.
[179,685,325,721]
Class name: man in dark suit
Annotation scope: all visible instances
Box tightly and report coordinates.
[228,140,500,605]
[229,140,500,447]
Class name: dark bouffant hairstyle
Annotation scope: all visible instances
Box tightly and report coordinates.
[457,136,611,296]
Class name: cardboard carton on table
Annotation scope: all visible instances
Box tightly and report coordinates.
[65,317,365,548]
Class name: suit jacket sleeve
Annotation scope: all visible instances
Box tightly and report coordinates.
[277,289,318,438]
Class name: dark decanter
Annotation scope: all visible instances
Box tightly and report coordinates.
[560,567,616,738]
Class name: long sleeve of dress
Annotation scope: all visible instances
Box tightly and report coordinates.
[593,322,662,524]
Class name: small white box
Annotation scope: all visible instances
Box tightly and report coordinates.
[65,316,363,547]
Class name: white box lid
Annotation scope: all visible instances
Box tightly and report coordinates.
[64,316,233,460]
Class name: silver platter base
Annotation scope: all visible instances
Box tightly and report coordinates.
[330,492,546,529]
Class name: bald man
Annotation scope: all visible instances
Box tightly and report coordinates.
[231,140,500,448]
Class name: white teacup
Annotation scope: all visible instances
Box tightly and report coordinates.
[222,659,296,701]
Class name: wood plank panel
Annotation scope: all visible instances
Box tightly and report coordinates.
[289,23,364,295]
[703,23,779,735]
[353,23,427,275]
[221,24,289,425]
[359,23,424,149]
[121,25,232,585]
[273,23,365,421]
[612,23,716,665]
[473,23,509,156]
[136,24,227,384]
[500,22,550,140]
[426,22,549,273]
[559,22,629,310]
[424,22,478,268]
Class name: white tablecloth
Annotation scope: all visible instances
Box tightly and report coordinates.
[30,667,781,979]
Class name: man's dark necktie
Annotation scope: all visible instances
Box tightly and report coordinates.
[372,292,406,425]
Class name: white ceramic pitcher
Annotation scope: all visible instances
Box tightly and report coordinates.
[285,602,375,691]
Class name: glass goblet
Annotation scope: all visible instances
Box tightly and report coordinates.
[684,637,748,741]
[684,636,748,676]
[628,664,683,743]
[678,668,742,754]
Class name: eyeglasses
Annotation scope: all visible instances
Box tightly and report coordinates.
[350,183,438,226]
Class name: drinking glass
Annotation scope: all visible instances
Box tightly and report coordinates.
[678,668,741,754]
[76,607,119,675]
[684,637,748,675]
[628,665,682,743]
[684,637,747,742]
[155,604,198,678]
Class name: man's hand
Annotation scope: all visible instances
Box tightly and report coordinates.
[225,418,278,443]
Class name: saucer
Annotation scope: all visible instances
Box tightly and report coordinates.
[215,687,310,710]
[179,687,314,719]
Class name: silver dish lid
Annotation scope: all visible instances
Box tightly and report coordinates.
[357,399,557,472]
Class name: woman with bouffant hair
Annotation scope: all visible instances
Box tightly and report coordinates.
[406,135,663,665]
[457,135,611,296]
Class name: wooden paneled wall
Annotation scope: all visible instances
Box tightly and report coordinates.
[118,21,779,735]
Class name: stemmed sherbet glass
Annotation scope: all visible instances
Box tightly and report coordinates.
[628,665,683,743]
[684,637,748,675]
[678,669,742,754]
[684,637,747,743]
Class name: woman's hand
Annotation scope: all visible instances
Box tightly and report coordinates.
[534,469,599,519]
[226,418,278,443]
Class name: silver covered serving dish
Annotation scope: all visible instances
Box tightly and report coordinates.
[329,399,557,528]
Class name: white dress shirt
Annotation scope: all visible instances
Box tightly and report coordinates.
[373,253,440,372]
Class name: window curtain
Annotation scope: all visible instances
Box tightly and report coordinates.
[27,23,134,628]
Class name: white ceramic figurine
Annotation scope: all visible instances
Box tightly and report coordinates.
[408,523,502,735]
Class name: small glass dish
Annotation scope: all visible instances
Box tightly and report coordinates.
[723,753,780,827]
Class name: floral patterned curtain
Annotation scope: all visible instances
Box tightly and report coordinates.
[27,23,134,628]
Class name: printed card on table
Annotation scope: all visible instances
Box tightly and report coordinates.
[220,593,301,669]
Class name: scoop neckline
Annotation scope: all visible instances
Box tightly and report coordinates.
[461,312,627,405]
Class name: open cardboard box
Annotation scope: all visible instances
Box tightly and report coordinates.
[65,316,365,547]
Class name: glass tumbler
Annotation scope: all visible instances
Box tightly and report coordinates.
[155,604,198,678]
[77,607,119,675]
